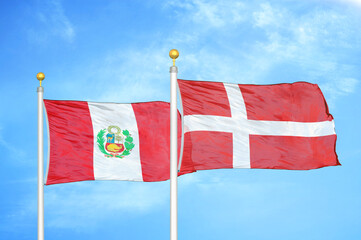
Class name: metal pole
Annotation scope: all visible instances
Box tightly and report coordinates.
[37,72,45,240]
[169,49,179,240]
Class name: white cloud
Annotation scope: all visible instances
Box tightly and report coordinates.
[253,2,284,28]
[178,170,294,206]
[164,1,361,106]
[165,0,246,28]
[29,0,75,43]
[320,77,359,107]
[74,47,172,103]
[0,127,26,160]
[51,1,360,108]
[338,78,358,93]
[247,3,361,106]
[5,181,169,230]
[44,182,168,229]
[333,0,361,7]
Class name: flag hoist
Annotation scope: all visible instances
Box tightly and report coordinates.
[169,49,179,240]
[37,72,45,240]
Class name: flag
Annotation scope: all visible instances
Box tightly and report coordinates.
[177,79,340,171]
[44,100,193,185]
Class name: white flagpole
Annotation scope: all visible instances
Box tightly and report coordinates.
[37,72,45,240]
[169,49,179,240]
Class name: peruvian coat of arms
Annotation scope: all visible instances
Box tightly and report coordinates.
[97,125,135,158]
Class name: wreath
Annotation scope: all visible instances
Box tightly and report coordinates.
[97,128,135,158]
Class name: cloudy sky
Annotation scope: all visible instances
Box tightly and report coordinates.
[1,0,361,239]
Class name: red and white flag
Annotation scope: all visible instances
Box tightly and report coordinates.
[44,100,193,185]
[178,79,340,171]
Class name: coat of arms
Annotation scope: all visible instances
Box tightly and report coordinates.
[97,125,135,158]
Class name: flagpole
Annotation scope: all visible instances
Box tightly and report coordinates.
[37,72,45,240]
[169,49,179,240]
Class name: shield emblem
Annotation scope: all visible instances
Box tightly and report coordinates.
[105,142,125,154]
[97,125,135,159]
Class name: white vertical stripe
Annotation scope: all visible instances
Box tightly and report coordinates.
[224,83,247,119]
[224,83,250,168]
[88,102,143,181]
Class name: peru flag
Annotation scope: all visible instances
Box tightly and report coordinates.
[178,79,340,172]
[44,100,192,185]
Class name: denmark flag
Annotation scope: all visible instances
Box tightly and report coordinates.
[178,79,340,171]
[44,100,193,185]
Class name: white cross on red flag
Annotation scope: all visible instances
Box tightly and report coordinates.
[178,79,340,172]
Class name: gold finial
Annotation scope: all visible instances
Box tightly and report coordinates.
[169,49,179,66]
[36,72,45,86]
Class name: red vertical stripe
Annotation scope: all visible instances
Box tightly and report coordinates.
[250,135,340,169]
[132,102,193,182]
[44,100,95,185]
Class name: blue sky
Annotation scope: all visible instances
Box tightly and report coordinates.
[1,0,361,239]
